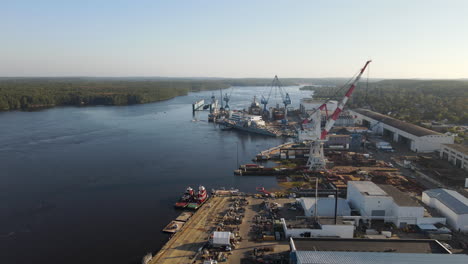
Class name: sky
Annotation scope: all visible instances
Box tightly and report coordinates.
[1,0,468,78]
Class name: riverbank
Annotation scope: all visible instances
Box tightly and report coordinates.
[0,86,288,264]
[0,78,230,111]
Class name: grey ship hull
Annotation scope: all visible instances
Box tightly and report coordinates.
[223,121,279,137]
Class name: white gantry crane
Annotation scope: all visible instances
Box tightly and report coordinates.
[303,60,372,171]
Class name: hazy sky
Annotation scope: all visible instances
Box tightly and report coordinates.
[2,0,468,78]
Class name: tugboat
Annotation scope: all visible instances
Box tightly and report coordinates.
[186,186,209,210]
[174,187,195,209]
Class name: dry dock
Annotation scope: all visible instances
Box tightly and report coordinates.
[149,196,229,264]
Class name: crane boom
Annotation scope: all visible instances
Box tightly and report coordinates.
[320,60,371,139]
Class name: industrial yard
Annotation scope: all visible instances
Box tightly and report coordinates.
[147,61,468,264]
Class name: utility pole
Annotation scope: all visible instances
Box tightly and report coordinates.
[236,142,239,168]
[334,188,339,225]
[315,177,318,221]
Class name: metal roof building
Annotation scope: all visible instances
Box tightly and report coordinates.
[290,238,468,264]
[347,181,427,227]
[294,251,468,264]
[298,197,351,217]
[350,108,454,152]
[422,189,468,232]
[440,144,468,172]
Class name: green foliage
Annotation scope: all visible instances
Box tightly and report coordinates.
[308,79,468,125]
[0,78,230,111]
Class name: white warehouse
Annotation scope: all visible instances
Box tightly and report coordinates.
[298,197,351,217]
[440,144,468,172]
[347,181,443,227]
[350,108,454,153]
[422,189,468,232]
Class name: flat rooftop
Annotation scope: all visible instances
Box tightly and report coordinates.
[285,217,352,229]
[292,238,450,254]
[349,181,388,196]
[443,144,468,155]
[294,251,468,264]
[378,184,420,207]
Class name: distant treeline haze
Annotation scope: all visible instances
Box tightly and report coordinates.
[302,79,468,125]
[0,79,232,110]
[0,78,312,111]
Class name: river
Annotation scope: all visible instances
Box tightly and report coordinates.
[0,85,309,264]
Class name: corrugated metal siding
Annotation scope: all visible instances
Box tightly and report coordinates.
[424,189,468,214]
[296,251,468,264]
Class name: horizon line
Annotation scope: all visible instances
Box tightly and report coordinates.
[1,76,467,80]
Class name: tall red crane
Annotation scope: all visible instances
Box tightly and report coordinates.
[320,60,372,139]
[305,60,372,171]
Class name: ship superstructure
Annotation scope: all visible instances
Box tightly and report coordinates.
[220,111,280,137]
[175,186,209,210]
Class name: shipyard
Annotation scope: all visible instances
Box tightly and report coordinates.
[4,2,468,264]
[143,61,468,264]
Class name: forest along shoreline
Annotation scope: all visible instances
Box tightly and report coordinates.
[0,78,304,112]
[0,79,229,111]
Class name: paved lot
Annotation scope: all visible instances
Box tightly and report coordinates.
[228,197,293,263]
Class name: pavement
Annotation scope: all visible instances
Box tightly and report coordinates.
[227,197,292,263]
[150,196,229,264]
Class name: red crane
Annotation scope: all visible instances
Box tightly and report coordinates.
[320,60,372,139]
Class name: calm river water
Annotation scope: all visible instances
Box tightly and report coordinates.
[0,86,309,264]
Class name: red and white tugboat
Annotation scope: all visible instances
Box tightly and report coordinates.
[174,187,195,209]
[187,186,209,210]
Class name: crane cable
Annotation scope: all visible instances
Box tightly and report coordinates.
[308,70,359,118]
[365,63,371,109]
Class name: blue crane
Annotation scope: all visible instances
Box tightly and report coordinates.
[223,93,230,110]
[260,75,291,120]
[274,75,291,121]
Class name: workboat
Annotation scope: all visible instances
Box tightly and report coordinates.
[186,186,208,210]
[174,187,195,208]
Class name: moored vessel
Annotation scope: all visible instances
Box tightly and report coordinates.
[186,186,209,210]
[219,112,280,137]
[174,187,195,208]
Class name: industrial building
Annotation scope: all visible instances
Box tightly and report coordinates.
[347,181,445,227]
[282,197,355,239]
[209,231,232,247]
[281,218,355,239]
[422,189,468,232]
[289,237,468,264]
[299,98,337,115]
[324,134,350,149]
[333,111,356,127]
[350,108,454,152]
[297,197,351,217]
[440,144,468,171]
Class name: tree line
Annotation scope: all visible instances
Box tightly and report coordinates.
[301,79,468,125]
[0,77,321,111]
[0,78,230,111]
